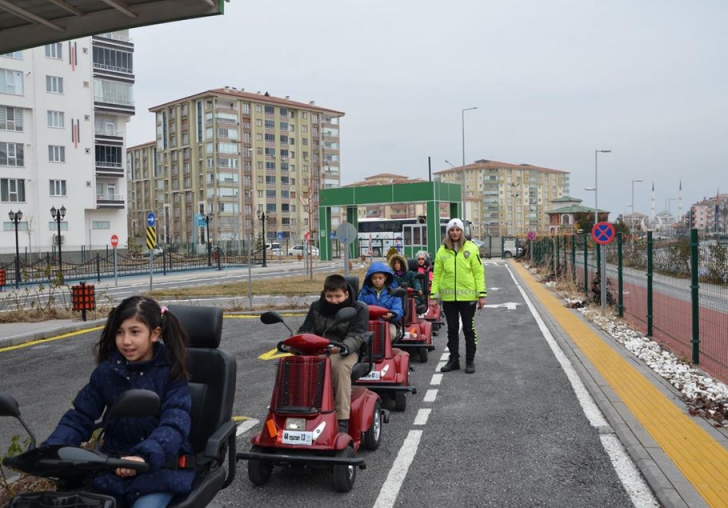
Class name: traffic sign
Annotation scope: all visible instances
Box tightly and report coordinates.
[146,226,157,249]
[335,223,357,244]
[591,221,615,245]
[110,234,119,248]
[277,231,283,240]
[304,231,311,242]
[527,231,536,241]
[146,211,156,227]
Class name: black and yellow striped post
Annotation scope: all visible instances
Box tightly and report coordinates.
[146,226,157,250]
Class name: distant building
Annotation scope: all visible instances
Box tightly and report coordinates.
[128,88,344,249]
[546,196,609,234]
[435,159,570,237]
[690,194,728,233]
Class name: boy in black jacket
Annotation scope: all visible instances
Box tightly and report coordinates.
[297,274,368,433]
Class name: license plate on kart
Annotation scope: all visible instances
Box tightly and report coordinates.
[282,430,313,445]
[360,370,381,381]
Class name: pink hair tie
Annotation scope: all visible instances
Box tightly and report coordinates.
[160,306,168,315]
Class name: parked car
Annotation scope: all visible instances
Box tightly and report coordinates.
[265,242,283,256]
[288,245,319,256]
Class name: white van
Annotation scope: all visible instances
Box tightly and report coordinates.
[265,242,283,255]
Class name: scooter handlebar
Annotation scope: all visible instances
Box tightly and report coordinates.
[105,457,150,473]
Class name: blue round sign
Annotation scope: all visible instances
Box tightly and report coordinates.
[146,212,156,227]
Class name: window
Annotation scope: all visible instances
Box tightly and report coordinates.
[47,110,64,128]
[48,145,65,162]
[45,43,62,59]
[92,47,133,73]
[0,106,22,131]
[264,105,274,115]
[92,221,110,229]
[46,75,64,94]
[0,69,23,95]
[1,178,25,202]
[49,179,67,196]
[1,52,22,59]
[0,142,23,166]
[93,79,133,105]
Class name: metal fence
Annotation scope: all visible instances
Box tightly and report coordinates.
[527,230,728,384]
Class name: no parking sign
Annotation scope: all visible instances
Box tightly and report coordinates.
[591,222,615,245]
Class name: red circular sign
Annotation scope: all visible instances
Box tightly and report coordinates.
[591,222,615,245]
[110,234,119,247]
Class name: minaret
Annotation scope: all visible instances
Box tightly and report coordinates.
[678,180,683,221]
[651,181,656,227]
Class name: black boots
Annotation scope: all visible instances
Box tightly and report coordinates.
[441,359,460,372]
[465,362,475,374]
[338,419,349,433]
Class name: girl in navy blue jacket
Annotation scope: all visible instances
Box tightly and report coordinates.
[43,296,194,508]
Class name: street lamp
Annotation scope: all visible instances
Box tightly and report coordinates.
[257,206,268,268]
[8,210,22,289]
[594,149,611,225]
[203,213,213,266]
[461,106,477,222]
[50,205,66,282]
[631,179,643,233]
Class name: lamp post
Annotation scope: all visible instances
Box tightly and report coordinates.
[50,205,66,283]
[204,214,213,266]
[630,179,643,233]
[8,210,22,288]
[461,106,477,222]
[257,207,268,268]
[594,150,611,224]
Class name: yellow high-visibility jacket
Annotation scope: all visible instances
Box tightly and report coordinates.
[430,241,486,302]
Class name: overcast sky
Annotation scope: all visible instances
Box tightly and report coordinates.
[127,0,728,220]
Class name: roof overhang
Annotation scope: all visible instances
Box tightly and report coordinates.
[0,0,225,54]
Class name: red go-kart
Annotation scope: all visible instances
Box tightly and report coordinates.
[354,305,416,412]
[393,283,434,363]
[408,258,443,336]
[237,308,389,492]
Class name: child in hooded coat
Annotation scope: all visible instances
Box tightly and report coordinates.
[358,261,404,341]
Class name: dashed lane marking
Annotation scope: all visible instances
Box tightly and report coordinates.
[413,408,431,426]
[430,373,443,386]
[373,430,423,508]
[423,389,438,403]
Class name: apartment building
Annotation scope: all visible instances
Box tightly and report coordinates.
[690,193,728,232]
[345,173,434,219]
[128,88,344,249]
[435,159,570,237]
[0,32,134,255]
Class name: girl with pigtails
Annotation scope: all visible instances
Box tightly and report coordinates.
[43,296,194,508]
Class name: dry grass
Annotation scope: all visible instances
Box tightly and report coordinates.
[147,267,369,299]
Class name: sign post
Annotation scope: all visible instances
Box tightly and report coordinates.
[527,231,536,263]
[110,234,119,287]
[336,223,357,277]
[146,212,156,291]
[591,221,615,314]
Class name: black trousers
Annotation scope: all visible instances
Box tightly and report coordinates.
[442,300,478,363]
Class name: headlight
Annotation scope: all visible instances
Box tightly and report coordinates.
[285,418,306,431]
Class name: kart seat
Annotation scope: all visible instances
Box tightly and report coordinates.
[345,275,360,297]
[167,305,237,508]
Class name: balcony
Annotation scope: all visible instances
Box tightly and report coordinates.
[96,194,125,208]
[94,95,135,115]
[94,127,123,140]
[96,160,124,177]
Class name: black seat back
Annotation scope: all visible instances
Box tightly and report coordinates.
[167,305,236,459]
[345,275,360,296]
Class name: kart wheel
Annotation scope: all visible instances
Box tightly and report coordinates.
[394,391,407,412]
[333,446,357,492]
[363,401,382,450]
[418,348,428,363]
[248,445,273,486]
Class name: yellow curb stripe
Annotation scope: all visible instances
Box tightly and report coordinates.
[512,261,728,506]
[223,313,305,319]
[0,326,105,353]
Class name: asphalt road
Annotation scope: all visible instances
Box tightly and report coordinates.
[0,262,633,507]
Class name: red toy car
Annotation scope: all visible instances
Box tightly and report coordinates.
[408,258,443,336]
[354,305,416,412]
[237,309,389,492]
[394,285,434,363]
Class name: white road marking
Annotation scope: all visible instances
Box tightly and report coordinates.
[413,408,431,425]
[440,352,449,361]
[235,418,259,437]
[506,265,657,507]
[423,389,438,402]
[373,430,423,508]
[430,373,443,385]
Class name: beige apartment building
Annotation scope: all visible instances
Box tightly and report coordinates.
[435,159,570,237]
[127,88,343,250]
